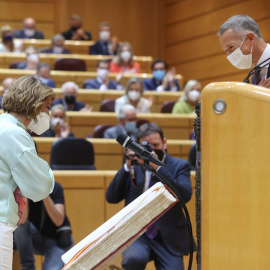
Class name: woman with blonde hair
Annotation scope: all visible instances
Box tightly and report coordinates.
[0,75,56,269]
[110,42,141,74]
[115,77,152,114]
[172,79,202,114]
[0,25,23,53]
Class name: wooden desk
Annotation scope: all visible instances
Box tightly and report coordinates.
[65,112,195,139]
[0,52,153,73]
[34,137,195,170]
[0,68,183,89]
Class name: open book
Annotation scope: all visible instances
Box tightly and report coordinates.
[62,182,178,270]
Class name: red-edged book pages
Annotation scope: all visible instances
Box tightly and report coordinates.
[61,182,178,270]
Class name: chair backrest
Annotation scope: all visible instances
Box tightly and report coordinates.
[136,118,149,128]
[99,99,115,112]
[54,58,86,71]
[50,137,96,170]
[160,101,176,113]
[93,124,113,138]
[9,61,25,69]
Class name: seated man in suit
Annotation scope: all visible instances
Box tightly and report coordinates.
[106,123,194,270]
[41,34,71,54]
[83,60,122,90]
[104,104,137,140]
[143,59,180,91]
[61,14,91,41]
[51,81,92,112]
[14,181,73,270]
[14,17,44,39]
[34,63,56,88]
[90,21,119,55]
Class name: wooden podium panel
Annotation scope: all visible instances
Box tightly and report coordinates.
[201,82,270,269]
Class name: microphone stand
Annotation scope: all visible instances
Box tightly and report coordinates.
[143,161,194,270]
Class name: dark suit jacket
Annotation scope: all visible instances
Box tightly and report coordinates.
[51,98,85,111]
[143,77,180,91]
[40,128,74,138]
[106,154,194,256]
[90,40,118,55]
[83,78,118,89]
[251,66,270,84]
[0,95,3,109]
[61,29,92,41]
[14,30,44,39]
[41,48,71,54]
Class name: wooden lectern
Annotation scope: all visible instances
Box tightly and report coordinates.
[200,82,270,269]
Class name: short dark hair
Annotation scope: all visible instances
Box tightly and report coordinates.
[151,59,168,70]
[97,59,111,68]
[136,123,164,142]
[37,62,50,73]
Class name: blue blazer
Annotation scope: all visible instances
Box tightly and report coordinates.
[41,48,71,54]
[14,30,44,39]
[106,154,195,256]
[83,78,118,89]
[51,98,85,111]
[143,77,180,91]
[90,40,118,55]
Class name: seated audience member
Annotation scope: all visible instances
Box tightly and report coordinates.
[90,21,119,55]
[189,143,196,170]
[14,17,44,39]
[17,46,40,70]
[41,34,71,54]
[40,104,74,138]
[106,122,193,270]
[51,81,92,112]
[104,104,137,140]
[35,63,55,87]
[0,77,14,109]
[115,78,152,114]
[110,42,141,74]
[0,25,23,53]
[143,59,180,91]
[172,80,202,114]
[14,181,73,270]
[83,59,122,90]
[62,14,92,41]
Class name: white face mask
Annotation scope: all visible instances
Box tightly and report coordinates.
[53,46,63,54]
[24,29,35,37]
[128,90,140,101]
[120,51,132,62]
[97,68,109,80]
[28,112,50,135]
[51,117,64,127]
[27,54,39,63]
[227,36,253,69]
[188,90,200,102]
[99,30,110,41]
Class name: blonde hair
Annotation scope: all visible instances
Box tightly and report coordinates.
[113,42,134,66]
[180,80,201,101]
[2,75,56,121]
[1,25,13,41]
[50,104,67,119]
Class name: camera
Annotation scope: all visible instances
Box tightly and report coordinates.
[141,141,153,152]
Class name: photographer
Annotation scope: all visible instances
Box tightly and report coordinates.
[106,123,194,270]
[14,181,73,270]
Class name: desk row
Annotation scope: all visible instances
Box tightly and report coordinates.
[0,68,183,89]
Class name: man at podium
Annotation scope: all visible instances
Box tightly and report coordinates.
[217,14,270,87]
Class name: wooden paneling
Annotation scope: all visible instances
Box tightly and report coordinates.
[34,137,195,170]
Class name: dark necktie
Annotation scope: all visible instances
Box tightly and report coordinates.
[104,42,109,55]
[255,66,261,85]
[145,174,158,239]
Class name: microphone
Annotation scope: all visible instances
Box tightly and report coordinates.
[116,134,165,167]
[243,56,270,83]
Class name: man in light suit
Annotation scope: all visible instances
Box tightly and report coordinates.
[218,15,270,87]
[83,60,122,90]
[103,104,137,140]
[106,123,195,270]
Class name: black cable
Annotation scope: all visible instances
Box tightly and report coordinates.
[143,162,194,270]
[243,56,270,83]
